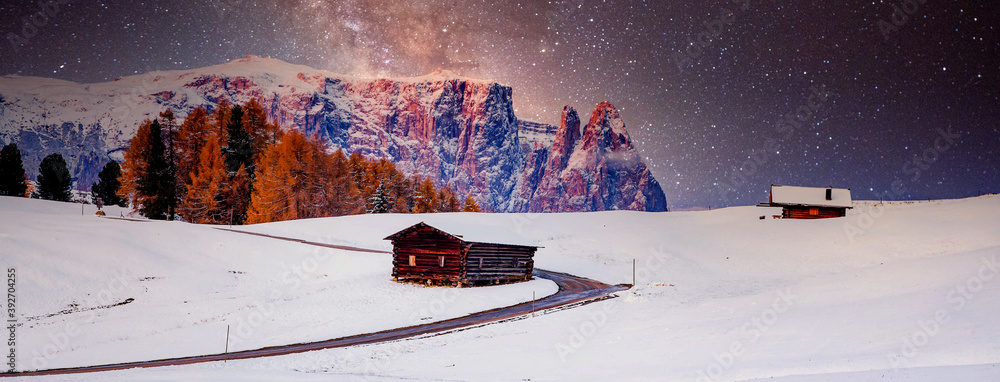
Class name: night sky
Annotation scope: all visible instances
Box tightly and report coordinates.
[1,0,997,208]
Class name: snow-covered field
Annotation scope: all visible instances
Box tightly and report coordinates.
[0,196,557,371]
[3,195,1000,381]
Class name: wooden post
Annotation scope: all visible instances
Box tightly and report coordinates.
[225,324,230,362]
[532,291,535,317]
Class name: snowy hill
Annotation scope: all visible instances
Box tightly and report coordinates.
[0,56,665,212]
[2,195,999,380]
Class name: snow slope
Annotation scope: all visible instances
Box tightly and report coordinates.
[0,196,557,371]
[4,195,1000,381]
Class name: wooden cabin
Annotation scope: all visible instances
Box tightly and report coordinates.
[766,185,852,219]
[384,222,539,287]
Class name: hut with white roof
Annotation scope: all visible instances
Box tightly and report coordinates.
[766,185,853,219]
[385,222,539,287]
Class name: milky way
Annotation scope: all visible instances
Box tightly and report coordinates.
[1,0,997,208]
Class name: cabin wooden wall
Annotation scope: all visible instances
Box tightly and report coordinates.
[465,244,536,283]
[391,227,465,282]
[782,206,846,219]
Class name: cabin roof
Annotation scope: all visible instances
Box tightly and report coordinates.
[384,221,541,248]
[769,184,853,209]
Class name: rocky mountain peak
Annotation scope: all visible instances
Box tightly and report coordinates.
[582,101,632,153]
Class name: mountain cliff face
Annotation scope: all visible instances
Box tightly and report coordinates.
[0,56,666,212]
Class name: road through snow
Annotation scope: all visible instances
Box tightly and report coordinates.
[6,229,626,377]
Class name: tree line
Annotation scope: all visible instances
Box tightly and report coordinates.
[120,99,481,223]
[0,142,125,205]
[0,99,482,223]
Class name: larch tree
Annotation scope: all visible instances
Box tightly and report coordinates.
[174,106,212,199]
[462,195,481,212]
[328,149,364,216]
[412,177,439,213]
[211,98,232,143]
[246,131,305,223]
[225,165,252,225]
[181,134,229,224]
[438,185,460,212]
[243,98,282,164]
[121,119,171,219]
[0,143,28,197]
[36,153,72,202]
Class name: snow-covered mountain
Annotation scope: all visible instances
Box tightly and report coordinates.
[0,55,666,212]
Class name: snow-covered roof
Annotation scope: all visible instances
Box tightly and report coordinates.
[385,221,540,248]
[769,185,853,209]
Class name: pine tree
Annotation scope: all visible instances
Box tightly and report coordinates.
[0,143,28,197]
[144,119,171,219]
[91,161,126,207]
[121,119,170,219]
[224,105,253,177]
[462,195,481,212]
[159,110,179,220]
[368,180,393,213]
[181,134,228,224]
[36,153,72,201]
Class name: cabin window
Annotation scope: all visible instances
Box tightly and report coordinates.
[409,255,416,267]
[439,256,446,268]
[809,207,819,216]
[825,188,832,200]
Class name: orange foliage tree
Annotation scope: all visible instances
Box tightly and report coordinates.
[180,133,228,223]
[129,99,484,224]
[246,130,362,223]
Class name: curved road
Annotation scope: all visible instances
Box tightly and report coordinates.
[7,229,627,377]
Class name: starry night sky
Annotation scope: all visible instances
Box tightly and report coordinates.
[1,0,997,208]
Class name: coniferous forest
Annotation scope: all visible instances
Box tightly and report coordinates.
[119,99,480,224]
